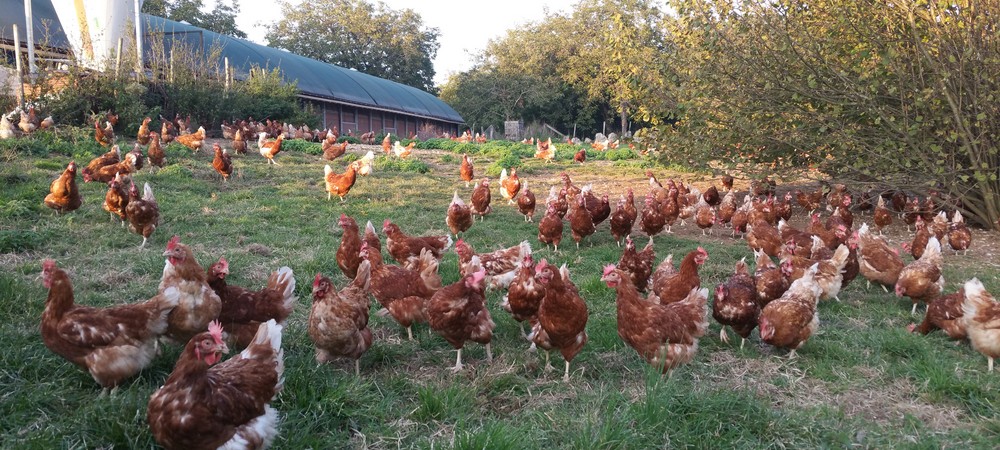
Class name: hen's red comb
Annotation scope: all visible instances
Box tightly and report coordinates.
[208,320,224,344]
[167,235,181,251]
[42,259,56,271]
[535,258,548,273]
[602,264,617,276]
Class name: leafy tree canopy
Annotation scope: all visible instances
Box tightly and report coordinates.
[661,0,1000,228]
[264,0,440,92]
[142,0,247,39]
[441,0,672,137]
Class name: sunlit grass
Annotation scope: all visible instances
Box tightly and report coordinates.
[1,135,998,448]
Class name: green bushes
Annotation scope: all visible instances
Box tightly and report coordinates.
[485,154,521,177]
[605,148,638,161]
[33,58,316,136]
[373,155,429,173]
[0,128,104,158]
[417,138,457,151]
[282,139,322,155]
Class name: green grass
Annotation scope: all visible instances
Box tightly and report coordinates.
[2,133,999,448]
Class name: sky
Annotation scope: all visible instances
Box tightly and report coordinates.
[235,0,580,86]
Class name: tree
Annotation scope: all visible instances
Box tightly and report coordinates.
[662,0,1000,228]
[202,1,246,39]
[439,67,564,132]
[142,0,247,39]
[561,0,674,134]
[441,0,675,138]
[264,0,440,92]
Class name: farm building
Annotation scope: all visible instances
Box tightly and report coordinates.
[0,0,464,137]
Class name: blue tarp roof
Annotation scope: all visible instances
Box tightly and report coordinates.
[1,0,464,124]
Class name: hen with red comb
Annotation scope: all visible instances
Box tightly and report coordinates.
[207,257,297,349]
[40,259,180,388]
[149,319,285,449]
[427,265,494,371]
[159,236,222,344]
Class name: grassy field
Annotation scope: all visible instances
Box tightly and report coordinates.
[1,131,999,449]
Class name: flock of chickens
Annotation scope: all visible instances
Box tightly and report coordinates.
[20,110,1000,449]
[419,166,999,379]
[42,234,294,449]
[38,113,401,248]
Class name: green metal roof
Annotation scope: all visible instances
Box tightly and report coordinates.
[1,0,464,124]
[145,16,463,123]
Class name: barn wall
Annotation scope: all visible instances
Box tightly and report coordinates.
[303,98,461,137]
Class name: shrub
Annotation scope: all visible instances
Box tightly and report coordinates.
[33,41,316,135]
[338,136,361,144]
[479,140,522,158]
[606,148,639,161]
[373,155,429,174]
[156,164,194,180]
[0,127,103,158]
[163,143,192,158]
[485,154,521,177]
[452,143,478,155]
[282,139,322,155]
[417,138,457,151]
[0,137,49,157]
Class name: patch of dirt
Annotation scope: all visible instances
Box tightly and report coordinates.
[703,351,966,431]
[247,243,272,256]
[98,268,134,287]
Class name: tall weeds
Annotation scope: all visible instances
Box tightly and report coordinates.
[16,22,317,135]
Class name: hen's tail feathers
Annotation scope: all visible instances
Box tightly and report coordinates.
[417,249,441,290]
[353,259,372,292]
[831,244,850,270]
[467,254,484,273]
[518,240,532,260]
[444,234,454,251]
[685,287,711,336]
[242,319,285,391]
[962,278,993,320]
[151,287,182,334]
[923,236,942,261]
[143,182,155,202]
[267,267,297,316]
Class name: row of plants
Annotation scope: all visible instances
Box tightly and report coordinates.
[2,35,319,138]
